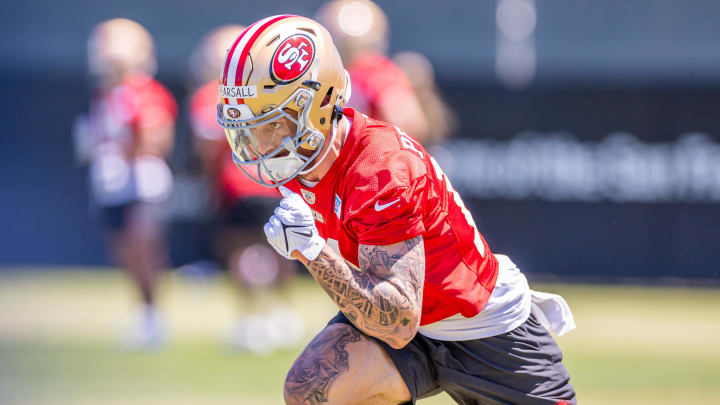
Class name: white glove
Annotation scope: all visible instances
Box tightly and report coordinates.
[264,186,325,260]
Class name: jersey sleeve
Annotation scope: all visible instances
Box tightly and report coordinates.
[345,150,427,246]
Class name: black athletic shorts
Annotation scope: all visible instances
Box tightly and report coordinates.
[100,202,135,232]
[99,201,164,232]
[328,312,576,405]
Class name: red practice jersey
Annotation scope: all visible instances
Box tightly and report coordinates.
[345,51,416,121]
[86,73,177,206]
[91,73,177,149]
[284,109,499,326]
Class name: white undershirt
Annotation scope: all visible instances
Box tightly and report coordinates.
[418,254,532,341]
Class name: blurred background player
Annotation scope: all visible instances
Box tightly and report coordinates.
[73,18,178,349]
[317,0,447,146]
[186,25,303,353]
[392,51,458,148]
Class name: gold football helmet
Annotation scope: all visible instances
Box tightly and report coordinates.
[216,15,351,187]
[88,18,157,87]
[316,0,389,64]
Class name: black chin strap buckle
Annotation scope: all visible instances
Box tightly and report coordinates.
[331,105,344,123]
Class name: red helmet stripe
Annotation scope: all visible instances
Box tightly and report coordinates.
[222,24,255,87]
[221,21,260,104]
[222,15,295,105]
[233,15,295,88]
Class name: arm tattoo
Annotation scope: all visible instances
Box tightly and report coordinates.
[285,326,361,403]
[300,236,425,347]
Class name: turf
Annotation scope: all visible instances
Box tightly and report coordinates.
[0,269,719,404]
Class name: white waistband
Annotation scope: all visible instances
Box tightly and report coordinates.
[418,254,576,341]
[418,254,531,341]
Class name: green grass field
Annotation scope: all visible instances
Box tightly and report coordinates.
[1,269,719,404]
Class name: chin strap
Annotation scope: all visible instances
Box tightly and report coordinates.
[332,105,343,122]
[298,117,339,175]
[298,87,347,175]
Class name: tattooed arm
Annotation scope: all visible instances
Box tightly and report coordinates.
[295,236,425,349]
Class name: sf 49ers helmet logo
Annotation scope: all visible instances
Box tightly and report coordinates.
[270,34,315,84]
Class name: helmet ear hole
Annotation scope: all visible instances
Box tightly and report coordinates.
[298,27,317,35]
[320,87,334,107]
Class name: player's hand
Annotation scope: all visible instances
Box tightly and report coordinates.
[264,186,325,261]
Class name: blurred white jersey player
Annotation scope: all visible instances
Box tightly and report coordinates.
[74,18,177,349]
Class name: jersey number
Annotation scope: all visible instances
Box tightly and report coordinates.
[430,157,486,257]
[396,128,484,256]
[396,127,424,158]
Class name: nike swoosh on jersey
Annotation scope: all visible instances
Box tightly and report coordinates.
[374,199,400,211]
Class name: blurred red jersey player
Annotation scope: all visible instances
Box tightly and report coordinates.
[188,72,278,204]
[187,26,303,352]
[317,0,431,144]
[74,18,177,349]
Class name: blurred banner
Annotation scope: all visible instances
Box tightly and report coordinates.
[439,85,720,280]
[1,0,719,280]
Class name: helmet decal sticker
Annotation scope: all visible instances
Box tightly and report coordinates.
[226,108,241,119]
[270,34,315,84]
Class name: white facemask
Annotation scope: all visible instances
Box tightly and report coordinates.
[261,114,343,182]
[261,153,305,181]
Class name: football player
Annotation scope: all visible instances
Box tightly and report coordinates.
[216,15,576,404]
[75,18,177,348]
[392,51,458,148]
[187,25,303,352]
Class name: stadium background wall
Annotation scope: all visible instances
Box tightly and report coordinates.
[1,0,719,281]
